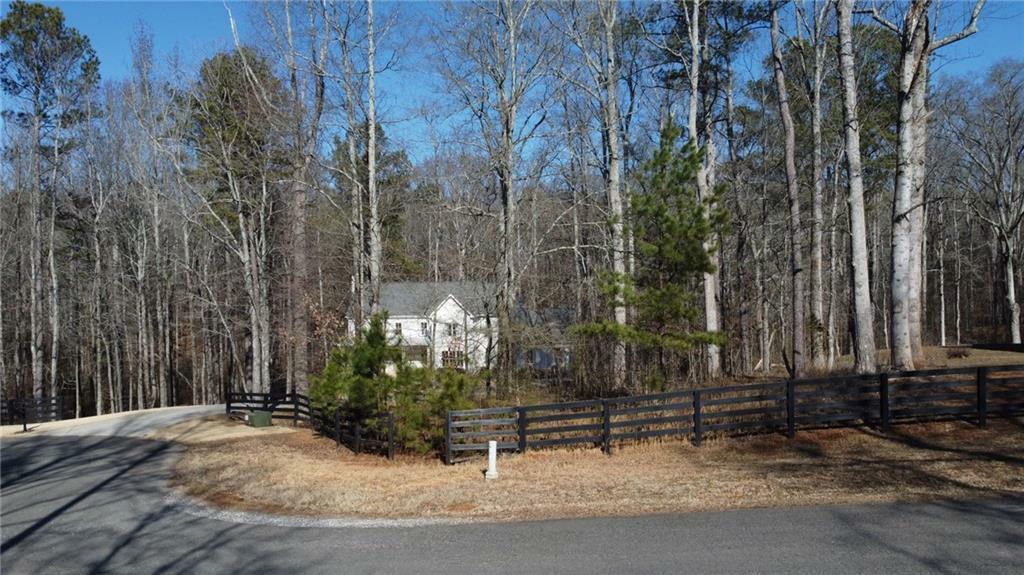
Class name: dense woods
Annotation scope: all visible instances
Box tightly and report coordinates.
[1,0,1021,417]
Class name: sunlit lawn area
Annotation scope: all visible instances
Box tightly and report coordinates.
[165,413,1024,522]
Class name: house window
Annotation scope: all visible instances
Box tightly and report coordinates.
[441,350,464,368]
[406,346,429,364]
[420,321,428,336]
[447,323,458,337]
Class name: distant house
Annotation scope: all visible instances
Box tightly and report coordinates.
[349,282,498,371]
[515,306,574,378]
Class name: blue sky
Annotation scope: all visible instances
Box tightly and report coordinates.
[10,1,1024,161]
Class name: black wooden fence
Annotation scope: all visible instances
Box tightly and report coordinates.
[1,397,64,429]
[445,364,1024,464]
[226,392,394,459]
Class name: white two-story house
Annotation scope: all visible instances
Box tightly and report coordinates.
[350,282,498,371]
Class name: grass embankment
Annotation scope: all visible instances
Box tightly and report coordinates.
[171,415,1024,521]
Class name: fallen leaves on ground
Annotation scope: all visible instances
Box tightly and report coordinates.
[172,415,1024,521]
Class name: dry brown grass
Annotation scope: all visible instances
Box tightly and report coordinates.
[714,346,1024,385]
[876,346,1023,370]
[145,415,296,444]
[173,415,1024,521]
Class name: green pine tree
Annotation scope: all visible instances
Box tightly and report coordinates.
[579,122,727,383]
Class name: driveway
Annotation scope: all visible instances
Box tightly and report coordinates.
[1,404,223,438]
[1,409,1022,574]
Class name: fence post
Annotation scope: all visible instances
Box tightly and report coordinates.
[21,400,27,433]
[292,394,299,427]
[517,407,528,453]
[692,390,703,447]
[334,407,341,448]
[387,413,396,460]
[354,420,362,454]
[977,367,988,427]
[879,373,890,432]
[226,393,232,415]
[444,411,452,465]
[601,399,611,455]
[786,380,795,439]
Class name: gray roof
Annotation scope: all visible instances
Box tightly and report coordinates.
[375,281,497,317]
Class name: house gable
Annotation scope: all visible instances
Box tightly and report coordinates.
[430,294,474,323]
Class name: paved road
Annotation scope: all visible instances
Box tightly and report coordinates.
[2,404,223,438]
[2,412,1023,574]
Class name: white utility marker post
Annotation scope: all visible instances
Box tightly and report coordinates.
[485,440,498,480]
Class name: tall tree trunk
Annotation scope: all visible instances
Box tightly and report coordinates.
[684,0,721,378]
[366,0,382,314]
[92,230,104,415]
[282,0,322,395]
[288,168,309,394]
[889,3,928,371]
[868,0,984,366]
[600,0,628,390]
[939,231,947,347]
[340,14,364,331]
[771,4,806,377]
[153,202,168,407]
[238,214,264,394]
[30,115,43,398]
[809,28,826,370]
[725,61,751,375]
[827,154,842,368]
[907,61,929,364]
[836,0,878,373]
[74,347,80,418]
[48,191,59,397]
[184,226,198,405]
[496,0,521,395]
[1005,238,1022,344]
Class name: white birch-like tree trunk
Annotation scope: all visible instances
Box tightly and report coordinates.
[870,0,985,369]
[683,0,721,378]
[907,62,929,365]
[889,3,927,371]
[808,2,827,370]
[599,0,628,389]
[836,0,877,373]
[1005,238,1021,344]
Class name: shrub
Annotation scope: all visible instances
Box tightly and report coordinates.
[310,313,479,455]
[309,346,355,413]
[310,314,401,414]
[393,366,477,452]
[946,347,971,359]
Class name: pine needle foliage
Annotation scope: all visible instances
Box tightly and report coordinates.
[310,313,477,454]
[578,122,727,365]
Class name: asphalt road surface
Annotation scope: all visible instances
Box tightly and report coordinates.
[2,404,223,438]
[2,409,1022,574]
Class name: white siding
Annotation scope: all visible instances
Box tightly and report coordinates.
[378,295,496,370]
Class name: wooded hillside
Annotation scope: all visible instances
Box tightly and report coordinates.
[1,0,1020,415]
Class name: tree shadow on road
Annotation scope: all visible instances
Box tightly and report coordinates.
[0,421,339,574]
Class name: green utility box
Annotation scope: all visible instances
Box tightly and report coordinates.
[248,410,273,428]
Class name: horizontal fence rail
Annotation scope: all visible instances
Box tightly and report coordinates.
[445,364,1024,464]
[226,392,394,459]
[1,397,64,428]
